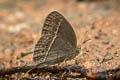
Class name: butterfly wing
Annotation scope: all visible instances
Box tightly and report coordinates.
[33,11,77,67]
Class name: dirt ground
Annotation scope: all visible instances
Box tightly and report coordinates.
[0,0,120,79]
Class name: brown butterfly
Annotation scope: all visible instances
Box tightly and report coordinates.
[33,11,79,68]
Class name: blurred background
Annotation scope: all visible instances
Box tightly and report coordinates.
[0,0,120,79]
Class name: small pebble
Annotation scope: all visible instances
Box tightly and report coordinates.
[94,36,100,39]
[102,41,109,45]
[103,52,113,62]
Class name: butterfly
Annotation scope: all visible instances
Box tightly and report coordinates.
[33,11,79,68]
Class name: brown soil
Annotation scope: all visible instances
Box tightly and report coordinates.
[0,0,120,79]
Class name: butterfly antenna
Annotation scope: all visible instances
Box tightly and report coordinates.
[77,31,91,53]
[81,31,91,46]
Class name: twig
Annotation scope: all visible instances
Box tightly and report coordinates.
[0,65,82,75]
[0,65,120,80]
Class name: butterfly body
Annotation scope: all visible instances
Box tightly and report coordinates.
[33,11,78,68]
